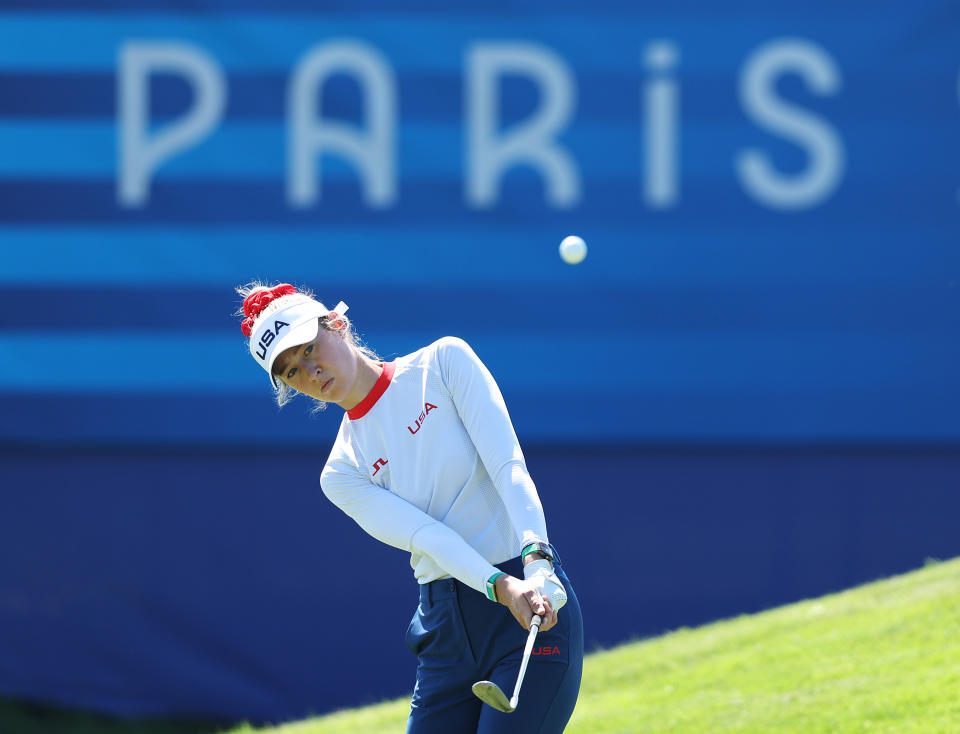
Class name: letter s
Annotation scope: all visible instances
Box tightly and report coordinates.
[736,38,845,210]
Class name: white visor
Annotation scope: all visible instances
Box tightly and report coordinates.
[248,295,348,388]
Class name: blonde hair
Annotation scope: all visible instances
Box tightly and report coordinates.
[235,281,380,410]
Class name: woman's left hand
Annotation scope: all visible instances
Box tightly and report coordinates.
[523,558,568,613]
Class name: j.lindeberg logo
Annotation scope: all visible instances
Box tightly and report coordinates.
[254,320,290,361]
[407,402,438,435]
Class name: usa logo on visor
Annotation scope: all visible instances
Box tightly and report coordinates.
[255,320,290,362]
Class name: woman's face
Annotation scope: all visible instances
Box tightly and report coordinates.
[272,322,359,406]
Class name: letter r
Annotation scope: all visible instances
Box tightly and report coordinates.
[466,42,580,208]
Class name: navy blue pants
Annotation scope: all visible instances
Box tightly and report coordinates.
[404,554,583,733]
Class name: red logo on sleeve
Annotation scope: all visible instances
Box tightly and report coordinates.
[372,458,388,476]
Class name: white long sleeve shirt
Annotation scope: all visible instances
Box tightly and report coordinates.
[319,337,549,596]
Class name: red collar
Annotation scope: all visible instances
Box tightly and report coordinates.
[347,361,395,420]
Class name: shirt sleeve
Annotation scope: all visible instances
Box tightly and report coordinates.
[320,438,502,596]
[436,337,550,552]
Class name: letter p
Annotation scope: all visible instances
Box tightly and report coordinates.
[118,41,226,207]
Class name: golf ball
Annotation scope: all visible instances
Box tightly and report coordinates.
[559,235,587,265]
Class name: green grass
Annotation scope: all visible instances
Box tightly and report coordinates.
[4,558,959,734]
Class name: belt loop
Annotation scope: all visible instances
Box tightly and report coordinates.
[426,581,433,606]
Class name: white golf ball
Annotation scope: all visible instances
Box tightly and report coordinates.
[559,235,587,265]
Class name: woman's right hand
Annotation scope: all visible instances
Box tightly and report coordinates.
[494,574,558,632]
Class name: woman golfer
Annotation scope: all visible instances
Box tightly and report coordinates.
[238,282,583,733]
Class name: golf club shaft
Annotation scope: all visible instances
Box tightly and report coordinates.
[509,614,542,708]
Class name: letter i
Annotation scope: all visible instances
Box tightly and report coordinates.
[642,41,679,208]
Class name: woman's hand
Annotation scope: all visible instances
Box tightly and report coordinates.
[523,559,568,612]
[494,575,559,632]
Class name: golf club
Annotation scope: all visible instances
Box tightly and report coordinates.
[471,613,542,713]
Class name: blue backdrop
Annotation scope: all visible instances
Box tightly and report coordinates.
[1,0,958,724]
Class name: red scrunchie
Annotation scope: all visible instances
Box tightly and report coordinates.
[240,283,296,336]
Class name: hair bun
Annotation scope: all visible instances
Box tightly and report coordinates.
[240,283,297,336]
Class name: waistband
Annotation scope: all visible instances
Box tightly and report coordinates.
[418,549,566,605]
[419,555,524,605]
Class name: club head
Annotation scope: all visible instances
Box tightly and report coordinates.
[471,680,515,713]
